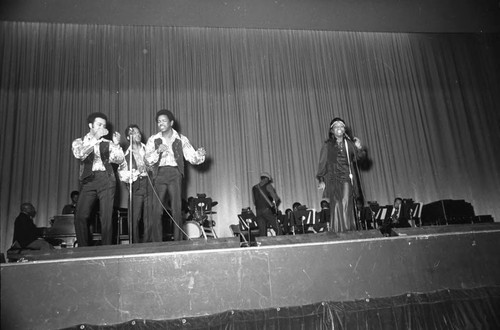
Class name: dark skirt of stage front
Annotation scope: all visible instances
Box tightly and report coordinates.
[2,224,500,329]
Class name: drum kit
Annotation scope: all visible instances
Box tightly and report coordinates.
[184,194,218,239]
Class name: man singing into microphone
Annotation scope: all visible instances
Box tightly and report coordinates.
[145,109,206,241]
[118,125,150,243]
[72,112,124,246]
[316,117,366,232]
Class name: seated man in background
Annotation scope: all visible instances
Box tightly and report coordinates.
[355,197,374,230]
[12,202,53,251]
[290,202,302,234]
[291,203,316,234]
[313,200,330,232]
[281,208,293,235]
[380,197,410,236]
[62,190,79,215]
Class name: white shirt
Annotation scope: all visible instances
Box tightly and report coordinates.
[72,133,124,171]
[118,143,147,183]
[145,129,205,167]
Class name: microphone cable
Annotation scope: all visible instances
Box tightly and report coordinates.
[145,170,192,240]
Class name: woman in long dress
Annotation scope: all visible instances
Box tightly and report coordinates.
[316,117,366,232]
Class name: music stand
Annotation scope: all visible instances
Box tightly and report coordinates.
[409,201,423,227]
[192,195,212,218]
[415,203,423,226]
[237,208,258,246]
[291,206,314,234]
[191,194,218,239]
[367,201,380,229]
[374,206,390,228]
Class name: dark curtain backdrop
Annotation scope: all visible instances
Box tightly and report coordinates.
[1,22,499,252]
[62,287,500,329]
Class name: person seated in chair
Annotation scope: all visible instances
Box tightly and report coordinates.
[12,203,54,251]
[291,203,315,234]
[313,200,330,232]
[281,208,293,235]
[380,197,410,236]
[62,190,79,215]
[289,202,302,234]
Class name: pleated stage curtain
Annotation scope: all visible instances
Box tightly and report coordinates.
[1,21,500,252]
[62,286,500,329]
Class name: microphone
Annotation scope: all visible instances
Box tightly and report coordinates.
[344,133,352,141]
[128,127,137,137]
[154,138,163,151]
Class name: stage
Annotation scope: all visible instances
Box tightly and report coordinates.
[2,224,500,329]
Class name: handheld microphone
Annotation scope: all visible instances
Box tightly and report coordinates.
[154,138,163,151]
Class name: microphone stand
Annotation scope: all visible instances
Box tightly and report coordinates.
[127,137,134,244]
[345,133,366,231]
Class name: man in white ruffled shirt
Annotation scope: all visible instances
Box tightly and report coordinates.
[145,109,206,241]
[72,112,124,246]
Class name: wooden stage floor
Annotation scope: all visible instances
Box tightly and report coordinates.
[2,223,500,329]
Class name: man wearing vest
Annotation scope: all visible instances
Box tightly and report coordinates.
[252,172,283,237]
[72,112,124,246]
[145,109,206,241]
[118,124,150,243]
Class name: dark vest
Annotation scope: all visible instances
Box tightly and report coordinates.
[80,141,113,183]
[152,137,185,177]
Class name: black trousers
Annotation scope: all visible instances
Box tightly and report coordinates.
[151,166,183,241]
[256,208,282,237]
[126,176,151,243]
[75,171,115,246]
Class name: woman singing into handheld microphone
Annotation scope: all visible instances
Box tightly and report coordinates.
[316,117,366,232]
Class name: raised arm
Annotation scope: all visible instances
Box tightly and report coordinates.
[181,135,206,165]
